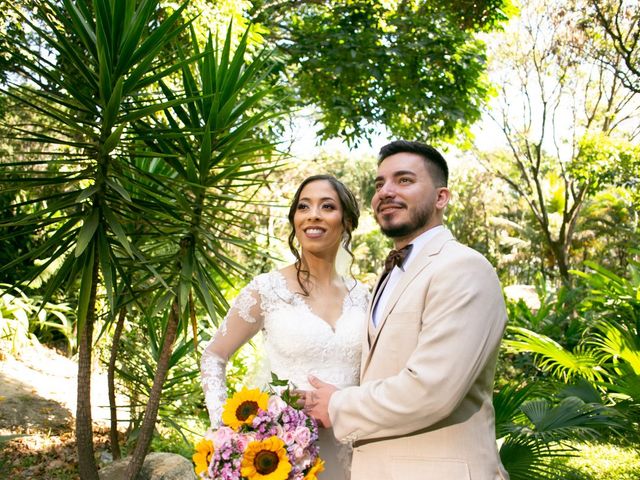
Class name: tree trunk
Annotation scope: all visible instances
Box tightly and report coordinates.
[550,240,571,284]
[108,307,127,460]
[124,298,180,480]
[76,247,100,480]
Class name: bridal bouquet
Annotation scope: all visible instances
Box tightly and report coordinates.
[193,375,324,480]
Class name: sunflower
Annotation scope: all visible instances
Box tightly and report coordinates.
[241,436,292,480]
[303,457,325,480]
[192,438,214,476]
[222,387,269,430]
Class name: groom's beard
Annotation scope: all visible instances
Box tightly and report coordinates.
[376,200,434,238]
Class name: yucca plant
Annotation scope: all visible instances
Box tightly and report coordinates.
[118,25,284,477]
[0,0,195,477]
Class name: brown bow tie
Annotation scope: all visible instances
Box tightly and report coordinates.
[383,245,413,273]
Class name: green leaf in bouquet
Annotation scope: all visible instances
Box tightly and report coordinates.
[270,372,289,387]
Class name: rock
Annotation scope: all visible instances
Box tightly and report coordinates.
[99,452,197,480]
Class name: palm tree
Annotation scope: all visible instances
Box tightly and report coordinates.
[119,27,283,477]
[1,1,192,477]
[1,2,285,478]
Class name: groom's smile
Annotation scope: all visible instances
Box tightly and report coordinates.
[376,200,406,215]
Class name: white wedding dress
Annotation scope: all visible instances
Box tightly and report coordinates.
[201,270,369,479]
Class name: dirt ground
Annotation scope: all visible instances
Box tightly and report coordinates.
[0,343,117,479]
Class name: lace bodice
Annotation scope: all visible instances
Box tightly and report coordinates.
[201,270,370,427]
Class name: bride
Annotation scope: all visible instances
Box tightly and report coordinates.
[201,174,370,479]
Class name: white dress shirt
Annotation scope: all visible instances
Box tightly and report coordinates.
[372,225,446,327]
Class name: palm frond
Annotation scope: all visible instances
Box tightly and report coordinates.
[505,326,606,382]
[500,436,577,480]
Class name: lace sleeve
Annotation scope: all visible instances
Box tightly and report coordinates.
[201,280,264,427]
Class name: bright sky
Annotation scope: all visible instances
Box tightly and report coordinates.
[286,110,391,161]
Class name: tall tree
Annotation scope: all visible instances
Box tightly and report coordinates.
[121,27,283,478]
[478,0,640,283]
[1,3,285,478]
[250,0,511,144]
[0,1,192,477]
[582,0,640,94]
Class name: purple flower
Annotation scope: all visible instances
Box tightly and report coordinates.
[196,383,322,480]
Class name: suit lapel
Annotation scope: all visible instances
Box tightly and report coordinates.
[360,270,386,380]
[361,229,455,377]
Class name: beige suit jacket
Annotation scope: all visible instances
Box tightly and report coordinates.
[329,229,509,480]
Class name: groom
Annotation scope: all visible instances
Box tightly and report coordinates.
[305,140,509,479]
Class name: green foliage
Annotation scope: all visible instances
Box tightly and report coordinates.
[576,187,639,274]
[129,24,285,327]
[505,327,606,382]
[114,310,203,432]
[497,253,640,477]
[253,0,511,144]
[573,134,640,195]
[549,442,640,480]
[0,0,28,85]
[0,284,75,356]
[1,1,287,476]
[111,308,257,441]
[495,381,622,480]
[574,255,640,334]
[0,284,36,354]
[150,428,198,460]
[504,255,640,449]
[506,275,585,346]
[0,0,195,329]
[447,167,498,261]
[480,0,640,282]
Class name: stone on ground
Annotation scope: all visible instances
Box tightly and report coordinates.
[99,452,196,480]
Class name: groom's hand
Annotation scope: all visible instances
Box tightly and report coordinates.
[305,375,337,428]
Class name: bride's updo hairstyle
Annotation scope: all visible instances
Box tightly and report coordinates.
[287,174,360,295]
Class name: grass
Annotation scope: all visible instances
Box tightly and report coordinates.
[550,442,640,480]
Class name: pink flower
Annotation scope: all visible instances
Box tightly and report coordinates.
[209,426,234,446]
[282,430,296,445]
[293,426,311,448]
[268,395,287,415]
[236,432,255,450]
[292,445,305,460]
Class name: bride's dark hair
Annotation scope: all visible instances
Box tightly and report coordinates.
[287,174,360,295]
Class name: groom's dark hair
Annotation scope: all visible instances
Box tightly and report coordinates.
[378,140,449,187]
